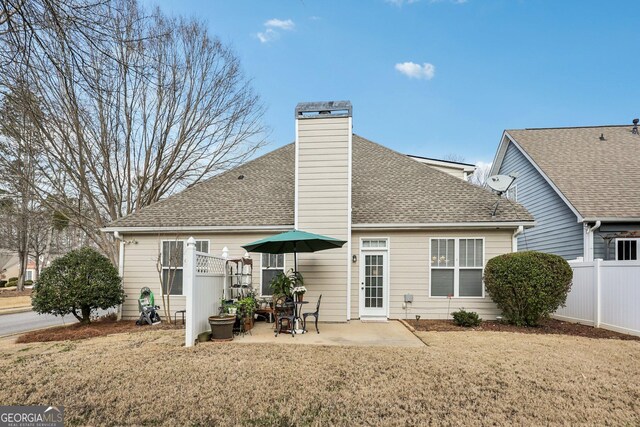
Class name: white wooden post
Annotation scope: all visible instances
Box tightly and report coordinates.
[221,247,228,299]
[184,237,197,347]
[594,258,602,328]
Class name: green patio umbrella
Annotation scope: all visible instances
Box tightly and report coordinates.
[242,229,347,272]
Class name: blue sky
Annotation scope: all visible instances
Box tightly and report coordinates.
[147,0,640,165]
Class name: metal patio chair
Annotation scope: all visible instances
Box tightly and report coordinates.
[303,294,322,334]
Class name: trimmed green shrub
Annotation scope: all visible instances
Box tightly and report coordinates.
[8,277,18,282]
[23,280,33,286]
[32,248,125,324]
[6,279,17,288]
[451,309,481,327]
[0,280,6,287]
[484,251,573,326]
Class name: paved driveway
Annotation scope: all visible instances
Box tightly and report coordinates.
[237,320,424,347]
[0,309,115,337]
[0,310,72,337]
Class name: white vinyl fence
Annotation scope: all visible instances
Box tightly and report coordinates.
[184,237,227,347]
[553,259,640,337]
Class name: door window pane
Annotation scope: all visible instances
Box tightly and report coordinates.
[364,254,384,309]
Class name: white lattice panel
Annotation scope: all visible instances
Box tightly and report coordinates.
[195,253,226,275]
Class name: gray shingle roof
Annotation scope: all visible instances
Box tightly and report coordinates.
[507,126,640,219]
[108,134,532,228]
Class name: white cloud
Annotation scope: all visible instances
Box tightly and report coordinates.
[395,62,436,80]
[265,18,295,30]
[256,18,295,43]
[257,28,278,43]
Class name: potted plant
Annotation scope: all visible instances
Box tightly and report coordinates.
[292,286,307,302]
[208,314,235,341]
[269,271,293,300]
[237,295,257,331]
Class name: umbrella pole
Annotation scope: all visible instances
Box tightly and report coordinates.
[294,244,298,273]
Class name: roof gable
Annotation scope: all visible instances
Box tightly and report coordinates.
[494,126,640,220]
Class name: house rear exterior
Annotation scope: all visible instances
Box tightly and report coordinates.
[491,125,640,261]
[105,101,534,322]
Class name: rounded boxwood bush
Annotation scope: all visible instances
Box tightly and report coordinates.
[32,248,125,324]
[451,309,481,327]
[0,280,6,287]
[484,251,573,326]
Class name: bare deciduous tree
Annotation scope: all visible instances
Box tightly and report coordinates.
[0,0,266,263]
[468,161,492,187]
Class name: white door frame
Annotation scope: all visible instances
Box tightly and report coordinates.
[359,239,389,318]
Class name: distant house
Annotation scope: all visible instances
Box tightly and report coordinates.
[0,253,36,281]
[407,155,476,180]
[491,124,640,261]
[104,101,533,321]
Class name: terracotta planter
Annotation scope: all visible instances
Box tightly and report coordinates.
[244,316,253,331]
[208,315,235,341]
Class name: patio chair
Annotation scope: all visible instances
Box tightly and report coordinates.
[303,294,322,334]
[274,296,296,337]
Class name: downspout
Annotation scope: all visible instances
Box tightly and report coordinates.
[512,226,524,252]
[586,221,601,261]
[114,231,125,321]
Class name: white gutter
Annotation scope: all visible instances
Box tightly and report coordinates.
[582,217,640,223]
[353,221,534,230]
[101,225,293,234]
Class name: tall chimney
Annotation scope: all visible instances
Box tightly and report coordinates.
[295,101,352,321]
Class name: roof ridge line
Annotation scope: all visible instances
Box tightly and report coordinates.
[510,124,634,131]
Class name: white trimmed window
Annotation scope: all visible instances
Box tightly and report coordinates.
[616,238,638,261]
[161,240,209,296]
[261,254,285,296]
[430,238,484,298]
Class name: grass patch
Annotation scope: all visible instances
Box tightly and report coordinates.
[0,329,638,425]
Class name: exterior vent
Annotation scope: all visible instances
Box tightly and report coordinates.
[632,118,639,135]
[295,101,352,119]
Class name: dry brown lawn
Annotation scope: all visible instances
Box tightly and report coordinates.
[0,295,31,309]
[0,329,638,426]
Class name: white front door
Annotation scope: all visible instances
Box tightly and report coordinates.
[359,251,388,317]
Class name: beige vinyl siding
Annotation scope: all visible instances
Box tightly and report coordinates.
[427,164,467,180]
[296,116,351,321]
[120,232,294,320]
[350,229,514,320]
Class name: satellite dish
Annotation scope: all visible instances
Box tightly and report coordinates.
[487,175,516,194]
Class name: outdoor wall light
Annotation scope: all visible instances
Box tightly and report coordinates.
[352,255,357,263]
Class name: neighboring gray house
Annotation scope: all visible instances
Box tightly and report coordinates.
[491,124,640,261]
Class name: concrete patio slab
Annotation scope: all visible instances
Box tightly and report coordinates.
[233,320,424,347]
